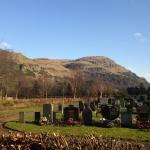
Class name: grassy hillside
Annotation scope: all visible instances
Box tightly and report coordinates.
[0,49,149,98]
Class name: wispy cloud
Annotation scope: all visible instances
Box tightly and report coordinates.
[0,41,12,49]
[133,32,147,43]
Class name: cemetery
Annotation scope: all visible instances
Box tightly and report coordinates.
[4,97,150,131]
[0,97,150,149]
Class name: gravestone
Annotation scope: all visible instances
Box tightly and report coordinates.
[82,104,92,125]
[115,100,120,106]
[64,105,79,122]
[53,112,56,122]
[100,99,108,105]
[101,105,120,120]
[43,104,53,123]
[108,99,112,105]
[121,112,132,127]
[79,101,84,112]
[19,112,25,123]
[34,112,41,124]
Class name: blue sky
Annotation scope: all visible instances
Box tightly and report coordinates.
[0,0,150,82]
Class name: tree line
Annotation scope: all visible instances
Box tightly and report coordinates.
[127,83,150,101]
[0,71,118,99]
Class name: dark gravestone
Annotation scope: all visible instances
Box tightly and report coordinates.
[82,104,92,125]
[101,105,120,120]
[53,112,56,122]
[79,101,84,112]
[108,99,112,105]
[121,112,132,127]
[35,112,41,124]
[64,105,79,122]
[43,104,53,123]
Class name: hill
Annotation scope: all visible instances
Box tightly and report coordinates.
[0,49,149,98]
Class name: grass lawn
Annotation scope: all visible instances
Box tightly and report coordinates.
[5,121,150,141]
[2,103,149,142]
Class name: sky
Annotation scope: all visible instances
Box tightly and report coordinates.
[0,0,150,82]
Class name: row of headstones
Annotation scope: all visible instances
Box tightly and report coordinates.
[79,101,132,126]
[19,104,57,124]
[19,103,132,126]
[63,102,132,127]
[79,99,121,112]
[19,103,93,125]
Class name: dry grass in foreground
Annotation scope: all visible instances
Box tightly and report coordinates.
[0,133,145,150]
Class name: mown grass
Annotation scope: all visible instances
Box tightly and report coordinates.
[2,100,149,141]
[5,122,150,141]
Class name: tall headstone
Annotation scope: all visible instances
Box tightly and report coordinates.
[34,112,41,124]
[82,104,92,125]
[19,112,25,123]
[64,105,79,122]
[121,112,132,127]
[43,104,53,123]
